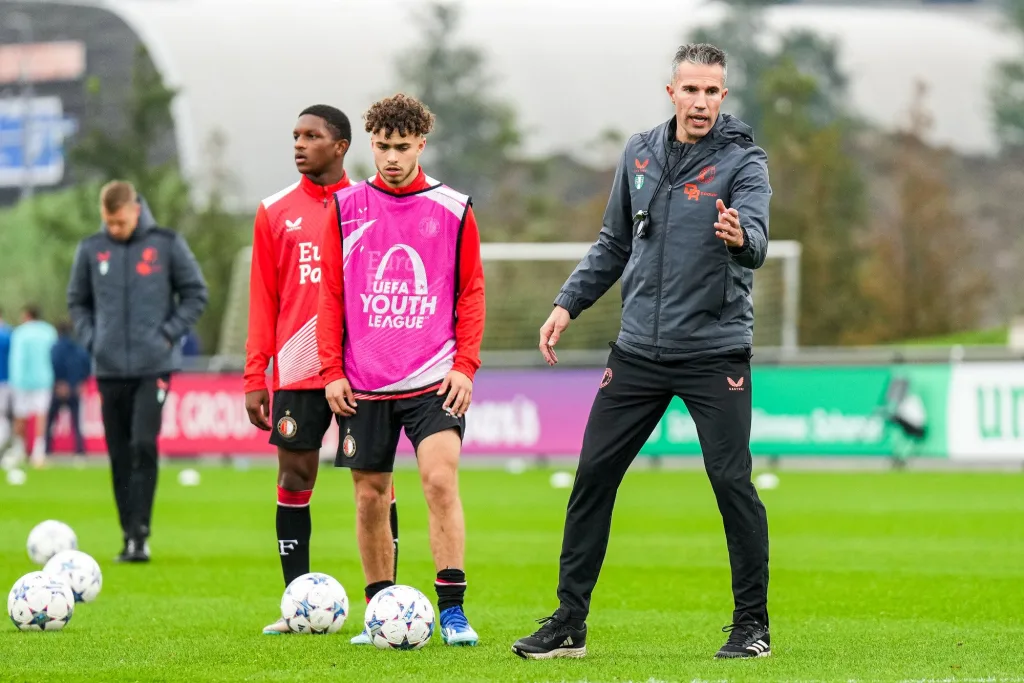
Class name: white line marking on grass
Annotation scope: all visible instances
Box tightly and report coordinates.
[534,678,1024,683]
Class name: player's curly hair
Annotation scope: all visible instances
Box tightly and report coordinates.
[363,93,436,138]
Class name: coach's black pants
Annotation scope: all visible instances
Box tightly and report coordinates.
[556,344,769,627]
[97,377,169,542]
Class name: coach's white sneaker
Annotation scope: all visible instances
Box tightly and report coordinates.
[350,628,373,645]
[262,618,291,635]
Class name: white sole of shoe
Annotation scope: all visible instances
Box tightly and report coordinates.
[512,645,587,660]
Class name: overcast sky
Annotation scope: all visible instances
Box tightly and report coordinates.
[97,0,1019,207]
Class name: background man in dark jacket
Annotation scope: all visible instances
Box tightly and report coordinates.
[513,43,773,661]
[45,320,92,457]
[67,180,208,563]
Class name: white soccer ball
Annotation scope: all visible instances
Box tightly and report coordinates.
[549,471,574,489]
[6,468,26,486]
[364,584,436,650]
[26,520,78,565]
[279,572,349,634]
[755,472,780,490]
[177,468,201,486]
[7,571,75,631]
[43,550,103,603]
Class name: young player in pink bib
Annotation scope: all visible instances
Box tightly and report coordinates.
[317,93,486,646]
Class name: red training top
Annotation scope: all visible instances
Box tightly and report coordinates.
[244,173,352,394]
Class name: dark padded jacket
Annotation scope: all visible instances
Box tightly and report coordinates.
[67,199,208,378]
[554,113,772,359]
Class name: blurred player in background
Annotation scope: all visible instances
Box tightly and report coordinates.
[244,105,400,636]
[0,308,11,458]
[3,305,57,470]
[45,320,92,458]
[317,93,486,647]
[68,181,208,563]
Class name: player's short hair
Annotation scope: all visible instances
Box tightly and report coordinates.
[363,93,435,138]
[22,304,40,320]
[672,43,728,85]
[299,104,352,142]
[99,181,137,214]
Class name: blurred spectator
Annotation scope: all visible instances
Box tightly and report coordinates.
[2,305,58,470]
[181,328,201,357]
[0,308,11,457]
[46,320,92,457]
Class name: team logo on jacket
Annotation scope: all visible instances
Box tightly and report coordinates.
[727,377,745,391]
[342,431,357,458]
[684,183,717,202]
[697,165,716,184]
[633,158,649,190]
[277,411,298,439]
[136,247,160,276]
[600,368,613,389]
[97,251,110,276]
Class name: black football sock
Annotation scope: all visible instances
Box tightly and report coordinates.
[435,568,466,612]
[276,487,312,586]
[389,486,399,582]
[365,580,395,603]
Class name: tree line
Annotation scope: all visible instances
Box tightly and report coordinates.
[1,0,1022,352]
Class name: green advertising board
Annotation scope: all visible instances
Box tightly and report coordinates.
[640,365,950,457]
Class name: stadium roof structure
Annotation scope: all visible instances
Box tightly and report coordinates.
[6,0,1020,208]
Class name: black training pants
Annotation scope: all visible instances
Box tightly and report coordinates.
[556,344,770,626]
[97,376,169,542]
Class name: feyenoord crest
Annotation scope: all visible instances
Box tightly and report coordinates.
[277,411,298,440]
[99,261,109,275]
[342,430,357,458]
[634,174,645,190]
[600,368,613,389]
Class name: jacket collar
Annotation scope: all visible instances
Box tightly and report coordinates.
[300,172,350,202]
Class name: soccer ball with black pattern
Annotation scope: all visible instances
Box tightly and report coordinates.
[26,520,78,565]
[279,572,349,634]
[8,571,75,631]
[44,550,103,603]
[364,585,435,650]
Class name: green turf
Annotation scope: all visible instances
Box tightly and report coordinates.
[1,465,1023,682]
[893,326,1009,346]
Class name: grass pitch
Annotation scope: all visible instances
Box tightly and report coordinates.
[1,463,1022,683]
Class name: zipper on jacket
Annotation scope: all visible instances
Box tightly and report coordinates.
[653,183,671,356]
[123,245,132,375]
[718,266,729,320]
[653,145,687,353]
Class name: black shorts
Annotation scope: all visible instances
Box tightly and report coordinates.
[334,391,465,472]
[270,389,334,452]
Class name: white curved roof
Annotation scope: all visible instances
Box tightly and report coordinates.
[70,0,1021,207]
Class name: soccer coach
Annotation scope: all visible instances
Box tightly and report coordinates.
[67,180,208,564]
[513,43,772,661]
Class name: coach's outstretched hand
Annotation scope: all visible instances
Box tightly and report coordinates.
[539,306,571,366]
[438,370,473,418]
[245,389,272,431]
[325,379,358,417]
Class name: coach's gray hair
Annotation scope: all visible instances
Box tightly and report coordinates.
[671,43,728,84]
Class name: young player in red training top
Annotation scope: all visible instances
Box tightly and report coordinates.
[243,105,399,636]
[317,94,486,646]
